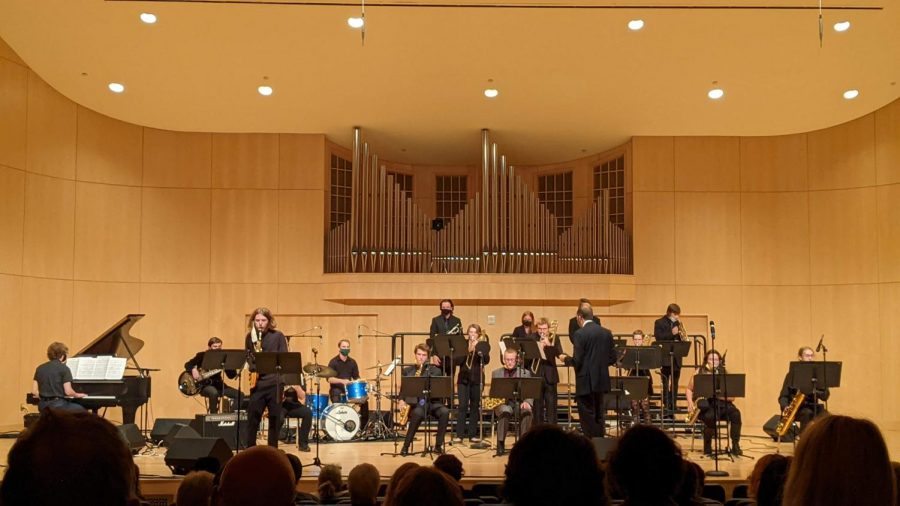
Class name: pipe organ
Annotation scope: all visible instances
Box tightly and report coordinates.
[325,128,632,274]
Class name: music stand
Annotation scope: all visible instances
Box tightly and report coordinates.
[693,373,746,476]
[605,376,651,435]
[654,340,691,427]
[789,361,841,410]
[430,333,468,434]
[202,349,249,451]
[399,375,452,458]
[489,377,542,449]
[253,352,302,448]
[514,337,542,369]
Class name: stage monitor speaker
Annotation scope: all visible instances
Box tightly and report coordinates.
[117,423,146,454]
[150,418,192,443]
[162,424,201,448]
[762,414,796,442]
[592,436,619,461]
[164,436,233,475]
[190,412,246,450]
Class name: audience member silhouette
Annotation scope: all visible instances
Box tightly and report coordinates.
[348,463,380,506]
[749,454,791,506]
[214,446,295,506]
[383,462,420,506]
[175,471,215,506]
[434,454,465,482]
[385,466,463,506]
[318,464,347,504]
[607,424,683,506]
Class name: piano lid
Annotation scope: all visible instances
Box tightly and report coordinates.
[75,314,145,361]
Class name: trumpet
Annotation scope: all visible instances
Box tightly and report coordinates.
[465,330,489,369]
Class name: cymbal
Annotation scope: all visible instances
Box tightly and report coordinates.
[364,363,388,370]
[303,363,337,378]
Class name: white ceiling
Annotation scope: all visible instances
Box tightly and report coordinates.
[1,0,898,165]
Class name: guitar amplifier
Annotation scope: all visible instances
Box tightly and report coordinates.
[189,412,247,450]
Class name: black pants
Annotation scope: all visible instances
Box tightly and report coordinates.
[404,401,449,449]
[280,402,312,447]
[795,404,827,432]
[456,382,482,438]
[535,381,558,425]
[245,383,282,448]
[200,384,240,414]
[700,399,741,450]
[576,392,606,438]
[39,398,86,414]
[660,366,682,415]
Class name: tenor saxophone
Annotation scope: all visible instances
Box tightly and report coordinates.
[685,398,703,424]
[396,364,424,426]
[776,392,806,436]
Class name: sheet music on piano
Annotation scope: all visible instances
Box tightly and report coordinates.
[66,356,127,380]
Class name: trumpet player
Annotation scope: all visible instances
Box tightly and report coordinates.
[777,346,830,434]
[399,343,450,456]
[533,318,567,425]
[454,324,491,443]
[686,349,742,456]
[654,303,684,418]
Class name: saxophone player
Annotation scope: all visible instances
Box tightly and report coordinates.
[454,324,491,443]
[491,348,534,456]
[686,349,742,456]
[777,346,830,434]
[398,343,450,456]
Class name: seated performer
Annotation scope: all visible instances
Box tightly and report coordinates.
[455,323,490,443]
[533,318,567,425]
[777,346,830,433]
[184,337,239,414]
[491,348,534,456]
[279,383,312,452]
[327,339,369,428]
[32,342,87,413]
[629,330,653,425]
[686,349,742,456]
[399,343,450,456]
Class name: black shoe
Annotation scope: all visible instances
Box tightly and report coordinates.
[299,444,311,452]
[434,445,445,455]
[731,445,743,456]
[495,442,506,456]
[400,445,410,456]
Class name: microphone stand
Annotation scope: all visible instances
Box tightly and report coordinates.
[470,351,490,450]
[303,347,324,469]
[706,324,728,477]
[818,336,828,413]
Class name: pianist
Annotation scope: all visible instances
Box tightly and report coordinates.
[184,337,239,414]
[32,342,87,413]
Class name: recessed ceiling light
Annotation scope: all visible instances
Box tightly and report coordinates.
[347,17,364,28]
[484,88,499,98]
[833,21,851,32]
[108,82,125,93]
[843,89,859,100]
[140,12,158,24]
[258,86,274,96]
[707,88,724,100]
[627,19,645,31]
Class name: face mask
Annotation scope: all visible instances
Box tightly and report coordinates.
[340,349,350,357]
[668,315,678,322]
[523,320,532,326]
[441,308,452,316]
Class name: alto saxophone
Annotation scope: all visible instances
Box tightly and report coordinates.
[396,364,424,426]
[776,392,806,436]
[677,319,688,341]
[685,398,703,424]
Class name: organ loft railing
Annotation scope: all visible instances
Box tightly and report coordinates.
[324,128,633,274]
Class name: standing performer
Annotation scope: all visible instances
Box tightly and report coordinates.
[491,348,534,455]
[567,298,601,345]
[184,337,239,414]
[654,303,684,418]
[32,342,87,413]
[686,349,742,456]
[327,340,369,428]
[777,346,830,434]
[455,324,491,442]
[533,318,567,425]
[429,299,463,338]
[628,330,653,425]
[399,343,450,456]
[244,307,288,448]
[511,311,537,339]
[564,306,616,438]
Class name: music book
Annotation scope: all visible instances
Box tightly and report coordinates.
[66,356,127,380]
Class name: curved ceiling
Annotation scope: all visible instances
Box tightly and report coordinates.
[1,0,898,165]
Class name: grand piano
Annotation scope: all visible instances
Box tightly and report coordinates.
[27,314,152,427]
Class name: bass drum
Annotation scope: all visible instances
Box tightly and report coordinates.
[321,403,360,442]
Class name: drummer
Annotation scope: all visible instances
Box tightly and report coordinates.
[327,339,369,430]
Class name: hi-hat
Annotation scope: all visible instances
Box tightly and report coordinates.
[303,363,337,378]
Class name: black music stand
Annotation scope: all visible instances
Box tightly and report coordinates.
[789,361,841,410]
[201,349,249,451]
[253,352,302,448]
[514,338,543,369]
[489,376,542,452]
[605,376,652,435]
[618,346,662,430]
[693,373,746,476]
[399,375,452,458]
[431,333,468,433]
[654,340,691,427]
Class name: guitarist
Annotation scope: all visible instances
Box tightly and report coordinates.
[184,337,239,414]
[244,307,288,448]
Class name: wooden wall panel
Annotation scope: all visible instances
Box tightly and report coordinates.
[73,182,142,282]
[279,134,325,190]
[809,188,878,285]
[21,277,74,363]
[142,128,212,188]
[673,137,740,192]
[674,193,742,285]
[0,274,24,426]
[75,107,143,186]
[808,113,876,190]
[875,99,900,185]
[0,166,25,274]
[140,188,211,283]
[809,284,881,420]
[877,184,900,283]
[71,281,141,348]
[740,192,810,285]
[632,191,675,284]
[0,37,25,65]
[611,284,677,315]
[210,190,279,283]
[878,282,900,427]
[740,134,808,192]
[276,284,347,315]
[278,190,324,283]
[22,173,75,278]
[0,58,27,171]
[631,137,674,192]
[208,283,279,345]
[211,133,279,189]
[26,71,77,179]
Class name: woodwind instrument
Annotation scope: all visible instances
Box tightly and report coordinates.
[396,363,424,426]
[685,398,703,424]
[776,392,806,436]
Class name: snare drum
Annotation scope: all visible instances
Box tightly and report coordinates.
[346,379,369,404]
[307,394,329,418]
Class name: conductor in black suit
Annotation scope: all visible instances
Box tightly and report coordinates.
[564,306,617,438]
[567,298,601,346]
